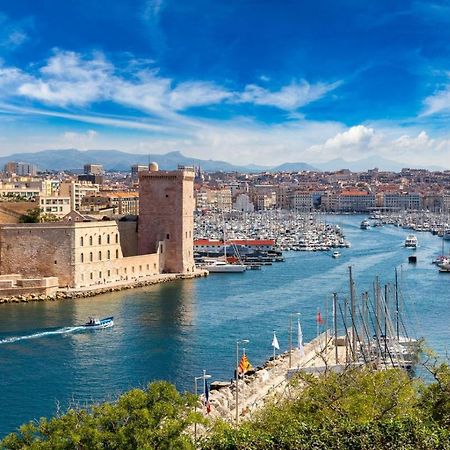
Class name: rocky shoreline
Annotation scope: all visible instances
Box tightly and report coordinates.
[0,271,208,305]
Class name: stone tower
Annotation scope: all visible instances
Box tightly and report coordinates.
[138,164,195,274]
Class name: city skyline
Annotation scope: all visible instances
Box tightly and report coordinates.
[1,1,450,167]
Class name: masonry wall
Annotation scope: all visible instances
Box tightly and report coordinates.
[118,220,139,256]
[138,168,195,273]
[0,223,75,286]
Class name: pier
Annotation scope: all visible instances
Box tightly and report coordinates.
[202,331,346,423]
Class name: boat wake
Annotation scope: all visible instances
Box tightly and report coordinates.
[0,326,85,345]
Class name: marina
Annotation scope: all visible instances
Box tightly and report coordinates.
[0,215,448,437]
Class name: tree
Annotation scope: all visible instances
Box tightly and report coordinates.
[18,207,42,223]
[1,381,199,450]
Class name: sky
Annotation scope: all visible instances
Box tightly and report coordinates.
[1,0,450,167]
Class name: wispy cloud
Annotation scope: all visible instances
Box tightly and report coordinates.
[0,49,340,118]
[0,13,32,51]
[238,80,341,111]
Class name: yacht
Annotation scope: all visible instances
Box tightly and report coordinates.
[404,235,418,249]
[360,220,371,230]
[204,260,246,273]
[332,250,341,258]
[443,229,450,241]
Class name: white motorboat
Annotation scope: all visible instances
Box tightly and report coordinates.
[83,316,114,329]
[404,235,418,248]
[443,229,450,241]
[332,251,341,258]
[204,260,246,273]
[360,220,371,230]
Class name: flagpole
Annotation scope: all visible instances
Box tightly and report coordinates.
[194,369,211,444]
[273,331,276,360]
[235,339,249,426]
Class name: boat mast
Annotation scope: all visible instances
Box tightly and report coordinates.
[333,292,338,364]
[395,267,400,340]
[349,266,357,361]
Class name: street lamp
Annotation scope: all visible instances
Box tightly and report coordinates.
[289,313,301,368]
[235,339,249,425]
[194,369,211,444]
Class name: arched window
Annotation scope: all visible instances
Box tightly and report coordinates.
[89,236,93,246]
[89,252,93,262]
[107,234,110,244]
[80,236,84,246]
[80,253,84,263]
[115,233,119,244]
[98,251,102,261]
[98,235,102,245]
[115,249,119,258]
[107,250,111,260]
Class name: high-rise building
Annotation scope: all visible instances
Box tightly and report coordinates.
[83,164,104,175]
[131,164,147,183]
[138,163,195,274]
[4,161,37,176]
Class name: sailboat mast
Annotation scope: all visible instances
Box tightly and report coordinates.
[395,267,399,340]
[349,266,357,361]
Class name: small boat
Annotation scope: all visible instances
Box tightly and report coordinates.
[443,229,450,241]
[332,251,341,258]
[360,220,371,230]
[204,260,246,273]
[83,316,114,329]
[404,235,418,249]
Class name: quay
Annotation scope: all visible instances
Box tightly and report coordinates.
[0,270,208,304]
[202,331,346,423]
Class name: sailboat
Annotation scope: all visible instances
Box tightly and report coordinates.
[203,221,246,273]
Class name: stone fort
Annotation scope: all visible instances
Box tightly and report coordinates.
[0,165,195,290]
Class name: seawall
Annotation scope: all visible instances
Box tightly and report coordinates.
[0,270,208,305]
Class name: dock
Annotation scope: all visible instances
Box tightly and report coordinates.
[203,331,346,423]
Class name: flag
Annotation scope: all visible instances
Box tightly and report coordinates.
[316,309,324,325]
[204,378,211,414]
[272,331,280,350]
[298,317,305,356]
[238,353,254,374]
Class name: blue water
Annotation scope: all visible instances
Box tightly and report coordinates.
[0,215,448,437]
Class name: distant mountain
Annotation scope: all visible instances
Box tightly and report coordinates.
[270,162,318,172]
[0,149,445,173]
[0,149,265,173]
[314,156,446,172]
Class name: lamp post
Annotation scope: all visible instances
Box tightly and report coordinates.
[289,313,301,368]
[194,369,211,444]
[235,339,249,425]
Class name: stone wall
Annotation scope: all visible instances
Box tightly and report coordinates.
[118,220,138,256]
[0,223,74,286]
[138,168,195,274]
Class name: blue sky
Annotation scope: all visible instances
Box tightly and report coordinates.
[0,0,450,166]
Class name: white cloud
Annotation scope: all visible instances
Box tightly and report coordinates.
[238,80,341,110]
[422,85,450,116]
[17,51,112,107]
[0,13,30,50]
[323,125,375,149]
[0,50,340,116]
[63,129,98,149]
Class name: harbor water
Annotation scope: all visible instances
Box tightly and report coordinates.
[0,215,449,437]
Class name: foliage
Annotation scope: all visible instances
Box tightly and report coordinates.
[1,381,199,450]
[2,367,450,450]
[201,366,450,450]
[18,208,42,223]
[18,208,59,223]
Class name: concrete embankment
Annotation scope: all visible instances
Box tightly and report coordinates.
[0,270,208,304]
[202,332,346,423]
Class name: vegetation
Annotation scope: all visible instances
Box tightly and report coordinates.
[1,366,449,449]
[18,208,59,223]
